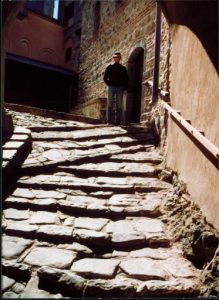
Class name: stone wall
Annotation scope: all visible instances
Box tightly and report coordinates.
[71,97,107,120]
[74,0,158,121]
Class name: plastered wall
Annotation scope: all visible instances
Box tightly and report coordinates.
[165,25,219,230]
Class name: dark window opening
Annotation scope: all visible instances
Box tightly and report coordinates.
[75,28,81,36]
[65,47,72,62]
[65,1,75,22]
[26,0,60,20]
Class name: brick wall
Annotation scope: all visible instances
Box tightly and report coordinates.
[73,0,159,121]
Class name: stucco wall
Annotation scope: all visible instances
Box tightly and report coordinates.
[165,25,219,230]
[6,10,72,70]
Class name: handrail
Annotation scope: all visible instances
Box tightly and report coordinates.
[142,79,219,168]
[162,101,219,169]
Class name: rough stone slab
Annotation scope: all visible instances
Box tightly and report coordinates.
[138,278,200,296]
[108,194,140,207]
[64,162,155,176]
[58,188,87,196]
[111,232,146,247]
[24,247,76,269]
[112,250,129,257]
[89,191,113,198]
[4,208,30,220]
[141,197,162,212]
[162,257,200,278]
[133,218,165,233]
[30,211,60,224]
[2,275,16,292]
[5,197,31,206]
[37,266,86,296]
[42,149,71,161]
[106,220,135,234]
[21,275,62,298]
[128,177,171,190]
[32,127,127,140]
[14,126,31,134]
[74,229,109,245]
[12,188,35,199]
[74,217,109,231]
[23,158,40,165]
[5,222,38,235]
[4,197,57,210]
[84,277,137,297]
[33,189,66,199]
[18,175,170,193]
[37,225,73,240]
[106,220,146,247]
[120,258,169,280]
[3,141,25,149]
[57,242,93,255]
[143,231,170,245]
[95,176,130,186]
[71,258,120,278]
[2,149,17,160]
[32,198,57,208]
[66,195,107,206]
[10,134,29,141]
[58,200,87,212]
[2,235,33,259]
[86,203,108,213]
[63,217,75,226]
[110,151,162,163]
[108,206,125,215]
[130,248,172,259]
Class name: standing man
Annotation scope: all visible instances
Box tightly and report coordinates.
[104,52,128,125]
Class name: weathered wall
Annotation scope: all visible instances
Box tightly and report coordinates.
[165,25,219,230]
[76,0,157,120]
[6,10,70,70]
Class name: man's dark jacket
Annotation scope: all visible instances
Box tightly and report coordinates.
[104,63,128,90]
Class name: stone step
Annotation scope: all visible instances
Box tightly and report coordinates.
[17,173,171,193]
[31,130,155,142]
[4,190,163,218]
[2,235,200,297]
[58,162,159,177]
[33,138,156,151]
[21,144,159,172]
[2,215,170,248]
[110,151,162,163]
[3,109,203,298]
[29,124,152,133]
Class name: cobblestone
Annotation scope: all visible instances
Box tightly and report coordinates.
[2,109,202,297]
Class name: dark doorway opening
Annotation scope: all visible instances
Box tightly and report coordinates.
[126,47,144,123]
[5,57,78,112]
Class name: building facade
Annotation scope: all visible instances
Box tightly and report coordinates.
[5,0,81,112]
[73,0,170,122]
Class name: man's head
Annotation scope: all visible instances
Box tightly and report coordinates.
[113,51,121,64]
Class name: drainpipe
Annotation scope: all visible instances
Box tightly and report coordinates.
[152,2,161,103]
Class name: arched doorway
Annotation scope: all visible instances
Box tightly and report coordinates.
[126,47,144,123]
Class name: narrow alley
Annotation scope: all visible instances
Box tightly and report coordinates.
[2,108,203,298]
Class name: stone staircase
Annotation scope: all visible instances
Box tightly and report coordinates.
[2,111,201,298]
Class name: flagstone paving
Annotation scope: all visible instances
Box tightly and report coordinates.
[2,111,202,298]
